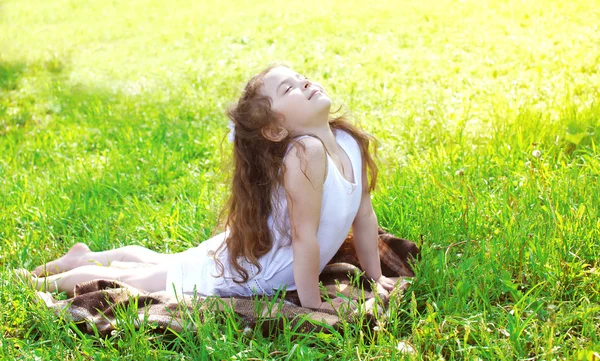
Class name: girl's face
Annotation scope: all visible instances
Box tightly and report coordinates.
[260,66,331,136]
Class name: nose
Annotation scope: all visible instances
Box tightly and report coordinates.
[303,79,311,89]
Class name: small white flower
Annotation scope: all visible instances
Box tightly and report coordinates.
[242,326,252,335]
[373,326,381,332]
[396,340,416,354]
[227,120,236,143]
[532,150,541,158]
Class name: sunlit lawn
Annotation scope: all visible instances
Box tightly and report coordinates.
[1,0,599,359]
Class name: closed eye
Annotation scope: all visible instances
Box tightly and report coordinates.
[284,86,292,94]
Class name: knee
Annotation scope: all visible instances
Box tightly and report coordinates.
[123,265,167,292]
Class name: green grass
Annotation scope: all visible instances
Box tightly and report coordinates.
[1,0,599,359]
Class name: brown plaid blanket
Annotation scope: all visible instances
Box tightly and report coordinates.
[34,228,420,336]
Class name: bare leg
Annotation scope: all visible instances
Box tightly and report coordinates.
[28,264,169,297]
[32,243,189,276]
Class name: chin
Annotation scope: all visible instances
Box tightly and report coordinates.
[320,96,332,105]
[315,98,332,112]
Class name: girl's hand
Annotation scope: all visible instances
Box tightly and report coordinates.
[317,297,357,313]
[374,275,397,298]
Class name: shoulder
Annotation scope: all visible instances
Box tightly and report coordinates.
[283,136,327,189]
[285,136,327,166]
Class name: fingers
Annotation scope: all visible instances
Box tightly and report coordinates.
[381,279,396,291]
[374,276,396,301]
[320,297,358,312]
[319,277,400,313]
[376,283,390,299]
[317,302,335,312]
[375,276,397,291]
[331,297,358,311]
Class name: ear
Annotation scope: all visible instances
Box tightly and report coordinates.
[261,124,289,142]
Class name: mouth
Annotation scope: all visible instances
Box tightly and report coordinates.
[309,89,320,100]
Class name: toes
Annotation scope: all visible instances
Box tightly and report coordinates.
[13,268,31,279]
[32,266,46,277]
[32,264,58,277]
[32,243,90,277]
[13,268,37,288]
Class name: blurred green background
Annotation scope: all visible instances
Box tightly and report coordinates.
[1,0,599,359]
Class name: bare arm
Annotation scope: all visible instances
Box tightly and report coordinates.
[283,137,327,309]
[351,164,396,294]
[351,166,382,280]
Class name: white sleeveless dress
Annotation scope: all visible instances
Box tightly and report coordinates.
[165,128,363,297]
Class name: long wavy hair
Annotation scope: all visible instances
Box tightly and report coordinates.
[214,64,379,283]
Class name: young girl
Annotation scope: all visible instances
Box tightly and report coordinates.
[18,64,397,310]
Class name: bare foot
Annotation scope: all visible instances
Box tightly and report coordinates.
[14,268,60,294]
[13,268,39,290]
[32,243,91,277]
